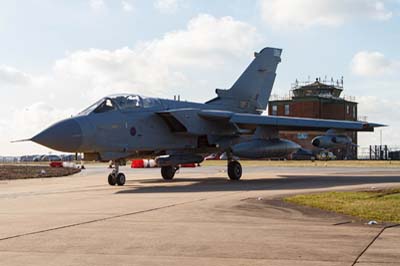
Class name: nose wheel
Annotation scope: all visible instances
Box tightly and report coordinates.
[227,160,242,180]
[108,173,117,185]
[108,161,126,186]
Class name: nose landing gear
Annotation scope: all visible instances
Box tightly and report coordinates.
[108,160,126,186]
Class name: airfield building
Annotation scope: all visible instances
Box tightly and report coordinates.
[268,78,358,159]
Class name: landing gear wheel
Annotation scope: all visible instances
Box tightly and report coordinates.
[161,166,176,180]
[116,173,126,186]
[228,161,242,181]
[107,160,127,186]
[108,174,117,186]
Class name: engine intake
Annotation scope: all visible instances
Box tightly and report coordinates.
[311,135,352,149]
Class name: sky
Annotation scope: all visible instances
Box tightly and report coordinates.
[0,0,399,156]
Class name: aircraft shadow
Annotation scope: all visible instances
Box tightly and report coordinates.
[116,174,400,194]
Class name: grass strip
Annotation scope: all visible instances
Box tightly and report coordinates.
[284,188,400,223]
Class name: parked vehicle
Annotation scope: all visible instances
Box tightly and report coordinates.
[41,155,62,162]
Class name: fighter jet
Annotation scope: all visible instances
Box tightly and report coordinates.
[28,47,383,185]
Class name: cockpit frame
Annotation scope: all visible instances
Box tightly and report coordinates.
[79,94,161,115]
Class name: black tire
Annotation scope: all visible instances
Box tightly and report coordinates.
[228,161,242,180]
[116,173,126,186]
[108,174,117,186]
[161,166,175,180]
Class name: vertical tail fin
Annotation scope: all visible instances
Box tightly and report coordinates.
[206,47,282,113]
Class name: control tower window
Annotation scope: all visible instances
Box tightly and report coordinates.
[284,104,290,115]
[272,105,277,115]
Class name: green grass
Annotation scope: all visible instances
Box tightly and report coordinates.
[202,160,400,168]
[284,188,400,224]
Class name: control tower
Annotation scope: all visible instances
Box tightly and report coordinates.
[268,78,358,159]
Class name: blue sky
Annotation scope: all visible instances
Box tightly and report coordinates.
[1,0,399,155]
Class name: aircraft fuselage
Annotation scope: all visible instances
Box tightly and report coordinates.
[32,95,235,162]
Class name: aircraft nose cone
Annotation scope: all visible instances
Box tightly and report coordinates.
[32,118,82,152]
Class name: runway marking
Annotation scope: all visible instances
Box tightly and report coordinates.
[332,221,352,226]
[351,223,400,266]
[0,199,205,242]
[0,184,147,199]
[0,190,245,242]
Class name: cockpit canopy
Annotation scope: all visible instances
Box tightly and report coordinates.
[79,94,161,115]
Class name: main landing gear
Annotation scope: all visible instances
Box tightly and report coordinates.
[108,160,126,186]
[161,165,179,180]
[158,159,242,181]
[227,160,242,181]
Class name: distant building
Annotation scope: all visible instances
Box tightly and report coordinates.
[268,78,358,159]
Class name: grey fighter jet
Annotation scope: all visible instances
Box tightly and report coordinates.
[28,47,383,185]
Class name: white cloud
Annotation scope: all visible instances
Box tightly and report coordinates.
[0,14,261,155]
[52,47,186,100]
[50,14,260,101]
[90,0,106,11]
[348,51,400,149]
[146,14,260,66]
[122,1,134,12]
[351,51,399,76]
[154,0,180,14]
[0,65,32,86]
[357,96,400,147]
[259,0,393,29]
[0,102,76,156]
[11,102,75,139]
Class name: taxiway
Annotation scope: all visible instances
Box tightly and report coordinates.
[0,165,399,265]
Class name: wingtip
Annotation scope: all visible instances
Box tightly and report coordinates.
[361,122,387,132]
[370,123,387,128]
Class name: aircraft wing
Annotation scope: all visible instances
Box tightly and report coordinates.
[198,110,384,132]
[157,109,384,136]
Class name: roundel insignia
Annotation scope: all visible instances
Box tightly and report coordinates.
[130,127,137,136]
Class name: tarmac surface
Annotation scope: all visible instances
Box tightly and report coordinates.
[0,165,399,266]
